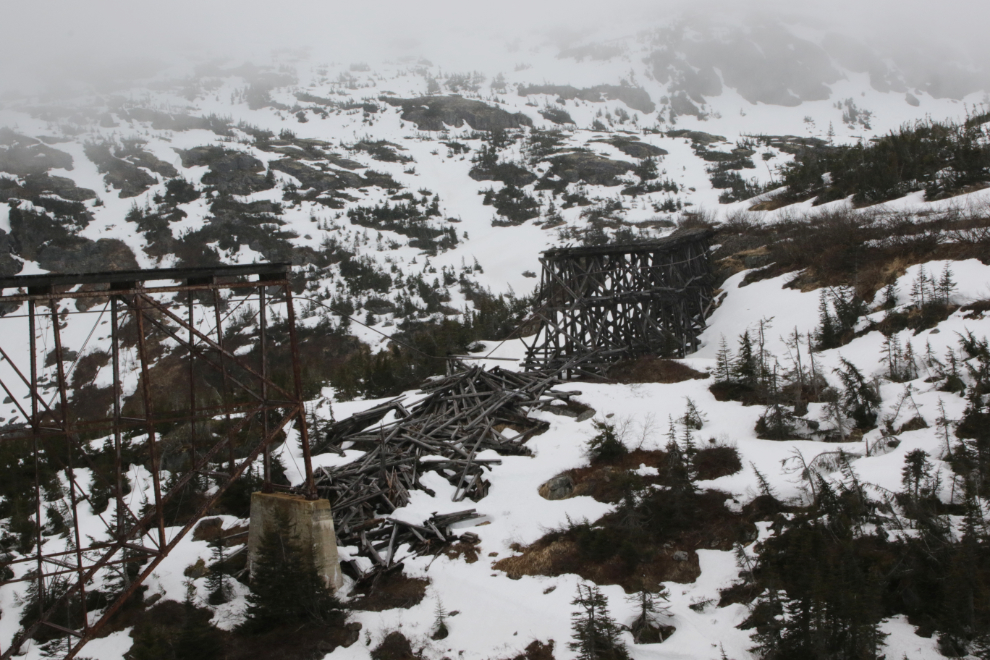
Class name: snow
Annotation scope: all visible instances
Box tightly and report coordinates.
[1,27,989,660]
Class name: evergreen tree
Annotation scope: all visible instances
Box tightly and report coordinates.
[625,587,670,643]
[240,508,340,633]
[831,288,867,335]
[587,420,627,462]
[734,331,758,388]
[834,358,881,429]
[714,335,733,383]
[938,264,957,305]
[431,598,449,640]
[206,534,229,606]
[815,291,838,349]
[664,435,695,498]
[681,398,706,430]
[881,283,898,310]
[881,333,903,381]
[756,403,796,440]
[910,266,932,308]
[901,449,934,503]
[128,624,173,660]
[569,584,628,660]
[175,598,223,660]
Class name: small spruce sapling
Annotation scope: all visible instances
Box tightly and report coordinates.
[206,533,229,606]
[937,264,957,306]
[240,508,340,633]
[625,587,671,643]
[881,283,898,310]
[834,357,881,430]
[901,449,936,503]
[587,420,627,462]
[431,598,449,640]
[569,584,629,660]
[681,398,706,430]
[177,583,223,660]
[714,335,733,383]
[816,289,838,349]
[733,331,758,388]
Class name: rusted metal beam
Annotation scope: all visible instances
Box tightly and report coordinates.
[0,263,316,660]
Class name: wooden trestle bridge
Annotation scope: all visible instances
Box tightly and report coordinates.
[0,230,715,659]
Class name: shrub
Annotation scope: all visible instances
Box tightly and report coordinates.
[569,584,629,660]
[240,508,340,633]
[586,421,627,462]
[778,116,990,205]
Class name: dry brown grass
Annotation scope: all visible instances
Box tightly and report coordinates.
[371,631,421,660]
[350,571,429,612]
[499,446,750,592]
[606,356,709,384]
[712,207,990,300]
[494,533,702,591]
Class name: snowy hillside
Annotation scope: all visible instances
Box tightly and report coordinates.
[3,14,990,660]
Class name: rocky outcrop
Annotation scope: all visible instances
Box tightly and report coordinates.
[597,137,668,159]
[0,174,95,204]
[269,159,366,192]
[177,146,273,196]
[0,129,74,175]
[648,21,840,107]
[518,84,655,113]
[384,96,533,131]
[542,151,635,187]
[85,142,156,198]
[8,204,137,274]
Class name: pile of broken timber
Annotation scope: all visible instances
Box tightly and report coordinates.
[313,362,581,579]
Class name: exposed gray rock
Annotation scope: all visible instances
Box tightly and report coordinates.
[597,137,668,159]
[649,21,841,107]
[35,238,139,274]
[519,84,655,113]
[177,146,273,196]
[538,474,575,500]
[0,174,96,204]
[673,550,689,562]
[384,96,533,131]
[543,152,634,187]
[0,129,74,175]
[269,158,366,192]
[576,409,596,422]
[8,204,137,274]
[84,142,156,198]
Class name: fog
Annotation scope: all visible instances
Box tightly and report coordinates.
[2,0,989,96]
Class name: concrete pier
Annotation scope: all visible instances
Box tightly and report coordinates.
[247,492,344,590]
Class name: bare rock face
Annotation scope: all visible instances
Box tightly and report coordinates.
[598,137,668,160]
[268,158,366,192]
[538,474,575,500]
[519,84,656,113]
[35,238,139,274]
[8,204,138,274]
[384,96,533,131]
[0,128,75,175]
[542,152,634,187]
[84,141,177,199]
[177,146,274,195]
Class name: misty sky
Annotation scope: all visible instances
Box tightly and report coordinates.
[2,0,989,94]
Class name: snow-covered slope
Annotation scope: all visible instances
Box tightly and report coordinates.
[2,15,990,660]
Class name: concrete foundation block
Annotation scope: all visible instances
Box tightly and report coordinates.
[247,492,344,590]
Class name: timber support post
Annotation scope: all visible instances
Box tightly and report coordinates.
[522,228,715,377]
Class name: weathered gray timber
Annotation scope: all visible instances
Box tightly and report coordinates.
[312,361,585,582]
[523,229,715,377]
